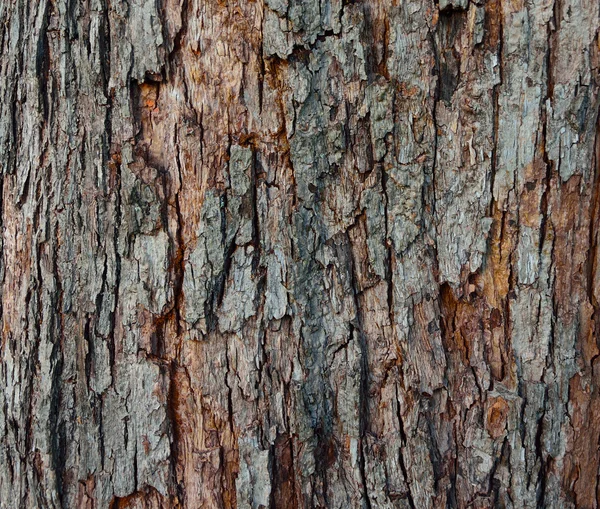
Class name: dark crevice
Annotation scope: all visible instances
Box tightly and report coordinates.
[171,127,186,338]
[48,220,66,503]
[487,3,504,217]
[535,386,549,507]
[435,8,466,105]
[346,236,373,509]
[36,0,51,122]
[395,384,416,509]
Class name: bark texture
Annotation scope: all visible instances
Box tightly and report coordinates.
[1,0,600,507]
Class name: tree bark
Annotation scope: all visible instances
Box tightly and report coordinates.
[1,0,599,507]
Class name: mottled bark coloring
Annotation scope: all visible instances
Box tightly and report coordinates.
[1,0,599,507]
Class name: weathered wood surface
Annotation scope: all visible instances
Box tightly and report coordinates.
[0,0,599,507]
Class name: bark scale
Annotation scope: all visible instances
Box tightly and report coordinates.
[0,0,599,507]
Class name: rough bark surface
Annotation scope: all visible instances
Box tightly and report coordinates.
[1,0,599,507]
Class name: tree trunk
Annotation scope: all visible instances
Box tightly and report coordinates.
[1,0,599,507]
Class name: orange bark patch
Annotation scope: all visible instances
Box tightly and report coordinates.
[486,397,509,439]
[109,486,175,509]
